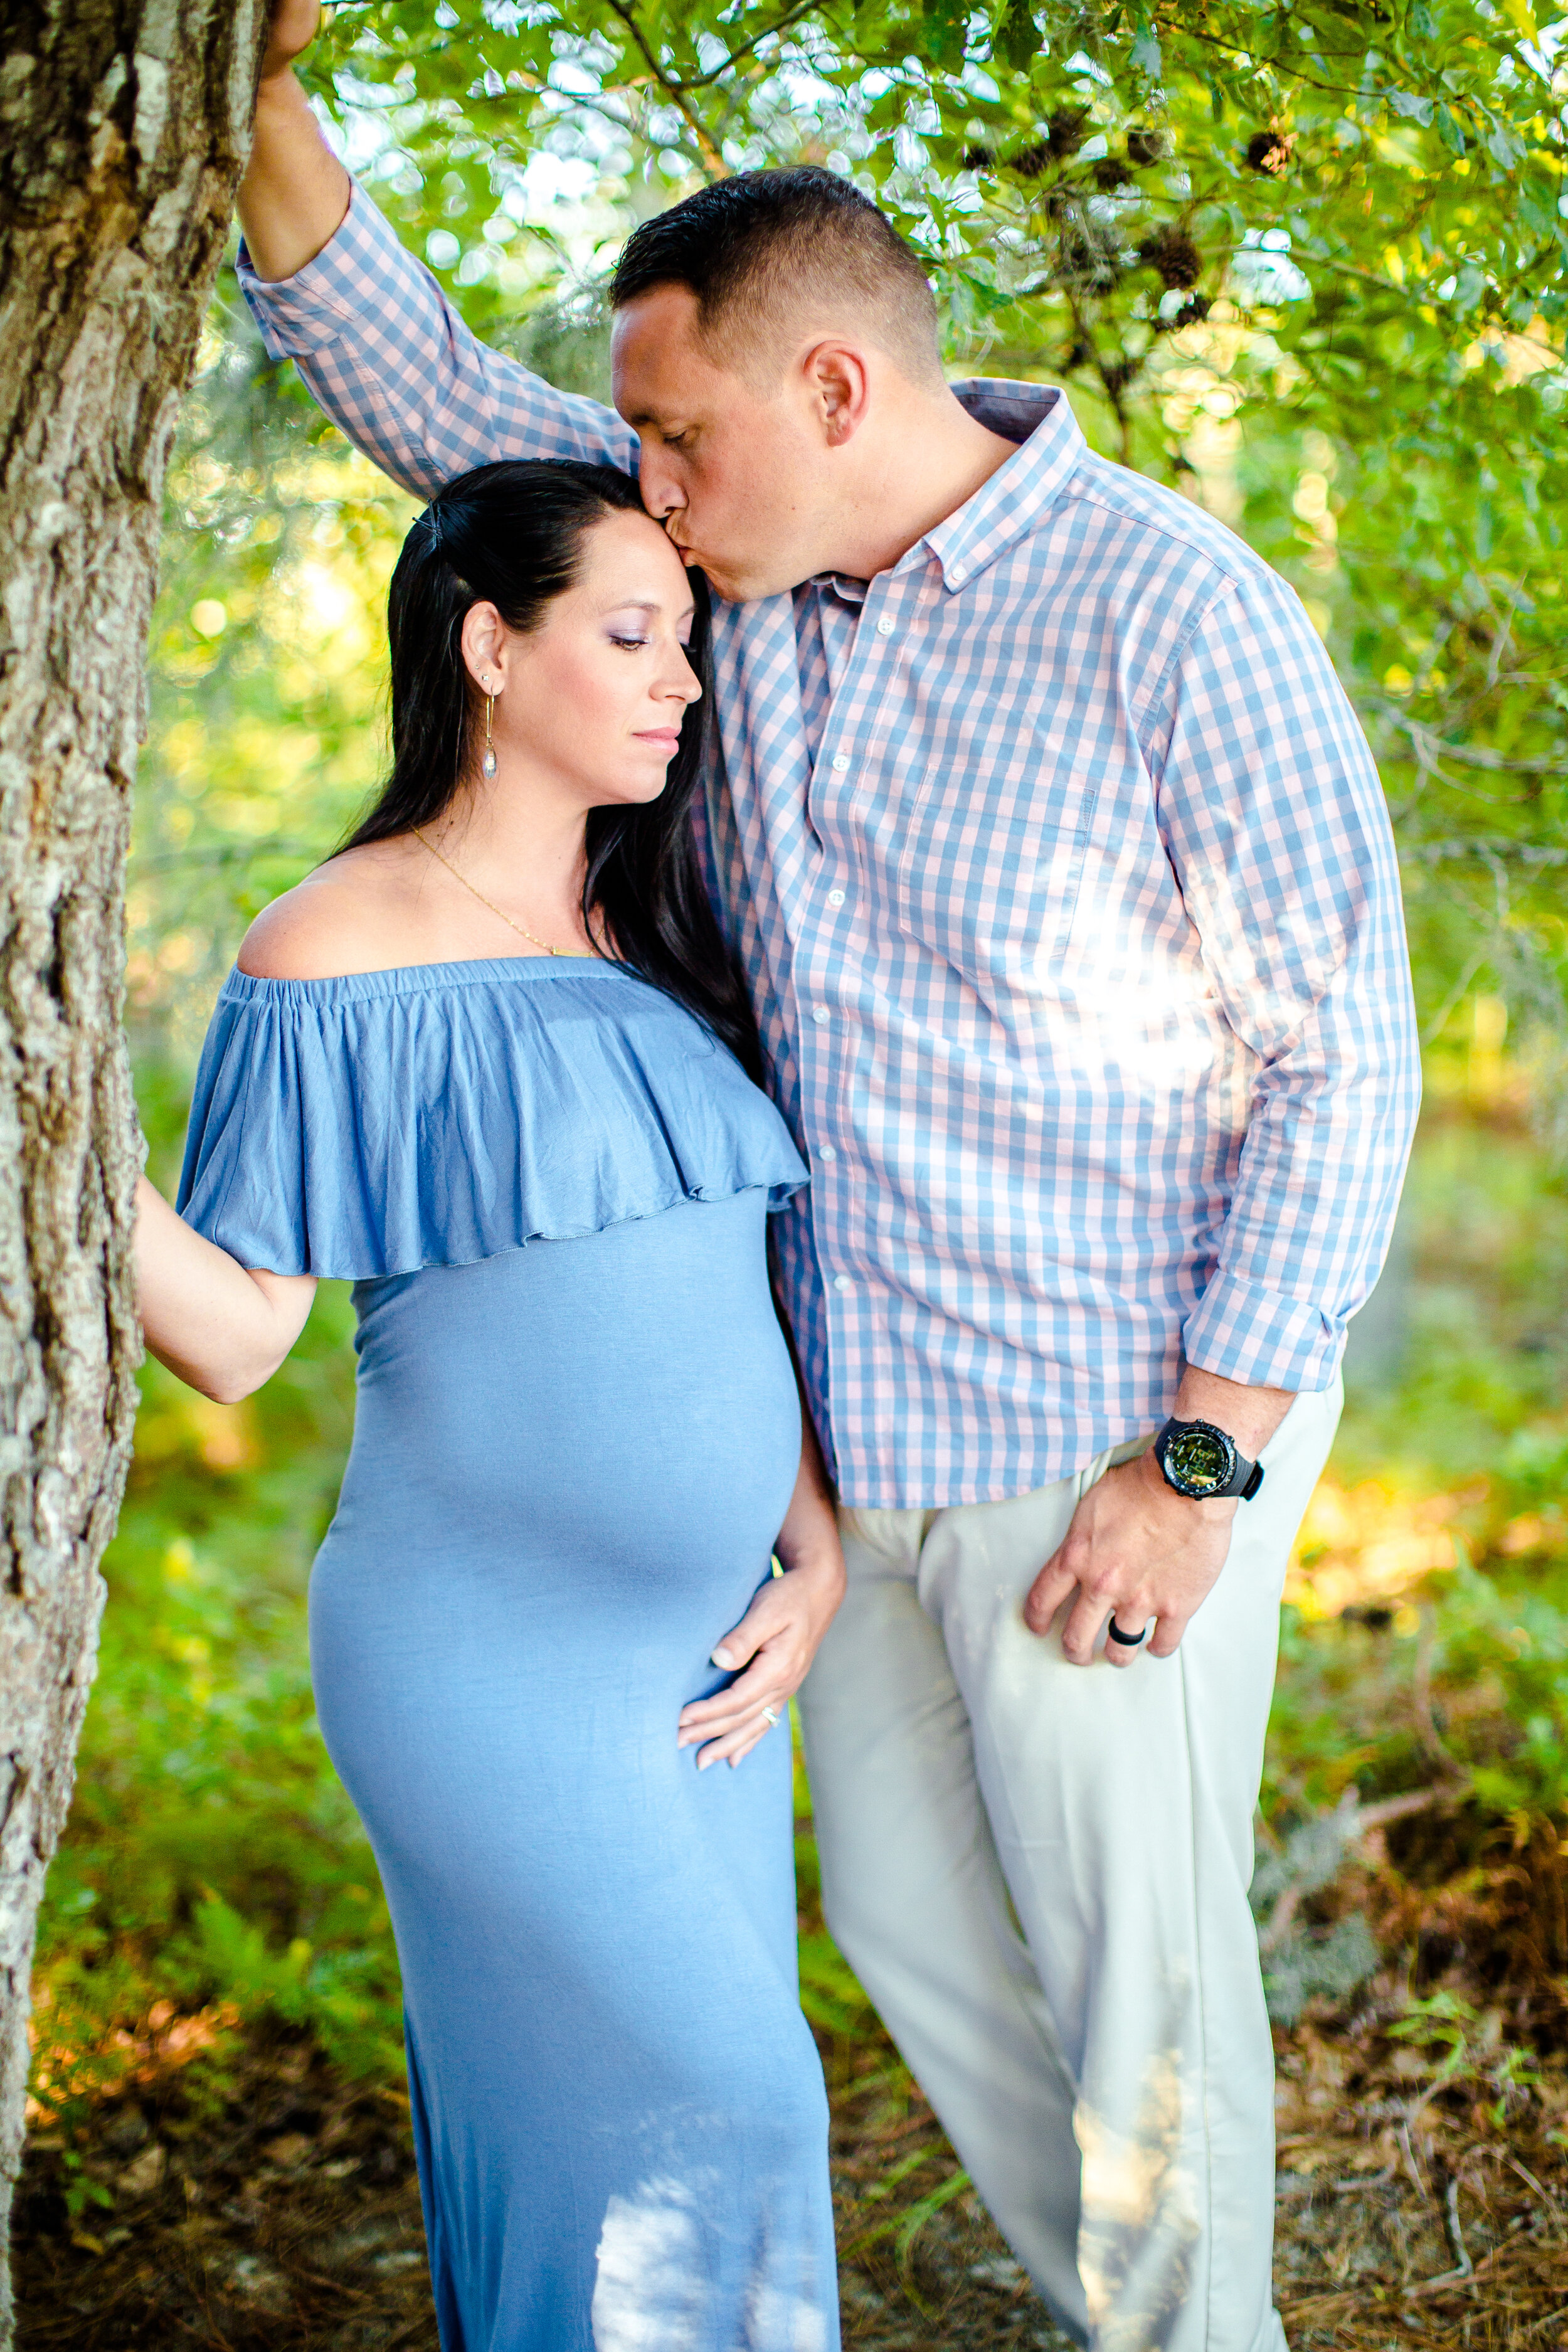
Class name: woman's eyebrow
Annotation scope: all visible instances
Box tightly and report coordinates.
[598,597,697,622]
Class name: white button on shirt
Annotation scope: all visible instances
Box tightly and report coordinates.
[876,615,896,635]
[812,1007,829,1025]
[827,889,845,908]
[830,754,850,772]
[833,1275,852,1293]
[817,1145,837,1163]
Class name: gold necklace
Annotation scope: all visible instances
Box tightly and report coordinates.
[412,827,593,960]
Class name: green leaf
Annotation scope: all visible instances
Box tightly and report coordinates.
[920,0,970,69]
[1434,101,1468,154]
[993,0,1037,73]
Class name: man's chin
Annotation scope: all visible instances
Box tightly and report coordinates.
[692,556,802,607]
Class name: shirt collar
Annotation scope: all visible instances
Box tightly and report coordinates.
[921,382,1084,591]
[804,383,1084,607]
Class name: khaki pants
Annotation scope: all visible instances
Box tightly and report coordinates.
[798,1383,1341,2352]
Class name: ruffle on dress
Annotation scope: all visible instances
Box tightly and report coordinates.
[175,958,807,1279]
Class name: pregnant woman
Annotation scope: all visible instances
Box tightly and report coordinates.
[135,460,845,2351]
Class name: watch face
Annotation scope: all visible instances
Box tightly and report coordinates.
[1165,1424,1234,1495]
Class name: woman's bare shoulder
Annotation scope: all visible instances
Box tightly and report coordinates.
[236,842,425,982]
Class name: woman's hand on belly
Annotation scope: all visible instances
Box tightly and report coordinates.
[675,1547,845,1769]
[676,1411,845,1769]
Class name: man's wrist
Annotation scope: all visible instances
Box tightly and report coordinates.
[1169,1369,1295,1463]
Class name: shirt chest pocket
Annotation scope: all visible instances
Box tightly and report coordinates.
[892,731,1103,987]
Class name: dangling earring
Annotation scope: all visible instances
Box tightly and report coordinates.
[480,678,497,781]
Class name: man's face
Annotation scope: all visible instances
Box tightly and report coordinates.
[611,284,839,603]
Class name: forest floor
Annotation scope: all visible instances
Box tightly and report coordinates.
[18,1892,1568,2352]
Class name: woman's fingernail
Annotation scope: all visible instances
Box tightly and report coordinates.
[711,1646,736,1670]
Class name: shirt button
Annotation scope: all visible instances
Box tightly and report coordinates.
[817,1144,837,1163]
[812,1005,830,1025]
[830,754,850,772]
[833,1274,852,1293]
[827,888,845,908]
[876,615,895,635]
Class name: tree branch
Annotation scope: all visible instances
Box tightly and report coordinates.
[601,0,726,177]
[677,0,827,92]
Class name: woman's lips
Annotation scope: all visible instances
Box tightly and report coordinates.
[633,729,681,755]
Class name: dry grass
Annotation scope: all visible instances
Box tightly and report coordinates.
[19,1791,1568,2349]
[17,1972,1568,2351]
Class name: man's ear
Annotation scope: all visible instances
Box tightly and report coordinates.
[802,341,872,447]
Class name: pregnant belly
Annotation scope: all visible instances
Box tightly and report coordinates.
[314,1189,800,1682]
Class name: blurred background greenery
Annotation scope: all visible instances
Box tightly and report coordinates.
[28,0,1567,2154]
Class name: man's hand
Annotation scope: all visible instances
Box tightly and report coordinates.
[1023,1449,1236,1665]
[260,0,321,83]
[1024,1366,1296,1666]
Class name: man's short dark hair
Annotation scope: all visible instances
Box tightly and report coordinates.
[610,167,944,389]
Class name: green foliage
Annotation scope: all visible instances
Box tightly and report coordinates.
[1266,1120,1568,1834]
[32,1275,405,2121]
[129,297,412,1061]
[1389,1987,1542,2119]
[29,1089,401,2125]
[298,0,1564,363]
[1266,1543,1568,1828]
[1336,1121,1568,1481]
[277,0,1567,1108]
[1440,1537,1568,1816]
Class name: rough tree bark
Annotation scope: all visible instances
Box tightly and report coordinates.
[0,3,267,2328]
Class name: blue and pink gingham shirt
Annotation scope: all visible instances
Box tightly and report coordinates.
[241,188,1419,1508]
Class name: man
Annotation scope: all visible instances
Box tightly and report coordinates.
[236,11,1419,2346]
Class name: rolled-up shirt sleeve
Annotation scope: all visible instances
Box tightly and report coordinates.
[238,181,638,494]
[1147,566,1421,1394]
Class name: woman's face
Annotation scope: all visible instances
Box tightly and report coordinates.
[460,509,701,812]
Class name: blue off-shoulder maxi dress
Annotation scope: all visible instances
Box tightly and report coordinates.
[176,955,839,2352]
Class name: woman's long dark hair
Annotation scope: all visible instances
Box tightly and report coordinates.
[343,458,762,1077]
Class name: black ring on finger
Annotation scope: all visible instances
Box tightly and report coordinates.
[1107,1618,1148,1648]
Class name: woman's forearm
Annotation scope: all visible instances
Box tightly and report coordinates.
[134,1177,317,1404]
[774,1407,845,1586]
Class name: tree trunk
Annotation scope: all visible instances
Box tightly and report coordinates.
[0,3,267,2329]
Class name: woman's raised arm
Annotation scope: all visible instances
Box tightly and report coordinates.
[135,1176,317,1406]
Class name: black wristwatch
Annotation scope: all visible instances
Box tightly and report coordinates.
[1152,1417,1265,1502]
